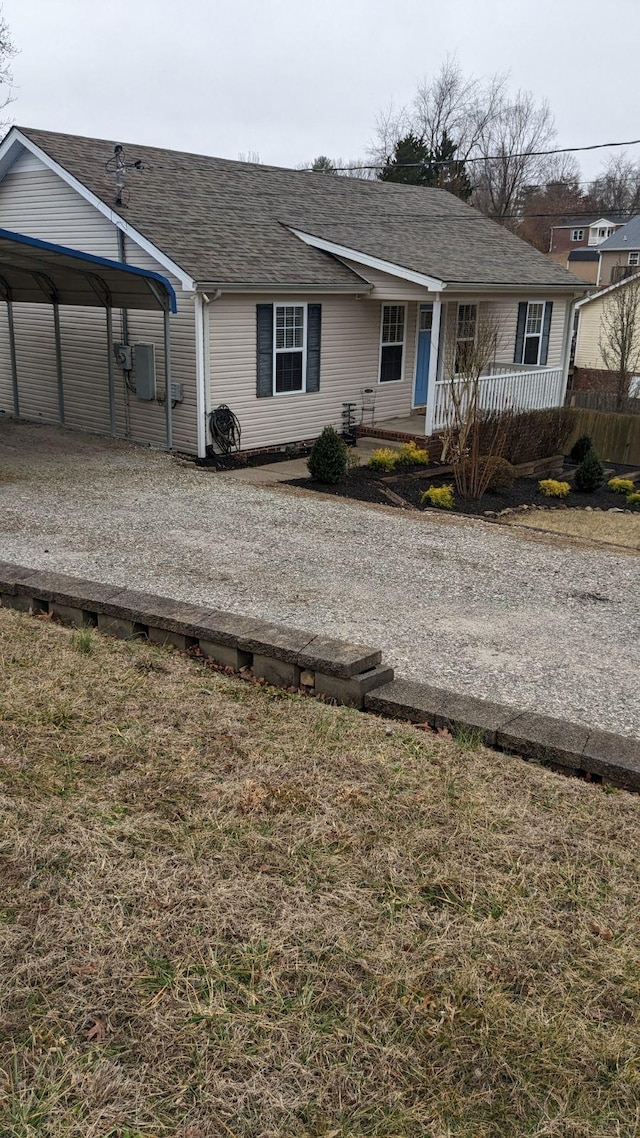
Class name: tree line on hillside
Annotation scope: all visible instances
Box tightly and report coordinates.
[302,59,640,253]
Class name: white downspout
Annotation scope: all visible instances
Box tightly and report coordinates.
[194,293,207,458]
[424,295,442,438]
[194,290,221,458]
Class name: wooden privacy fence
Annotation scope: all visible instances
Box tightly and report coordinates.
[567,407,640,465]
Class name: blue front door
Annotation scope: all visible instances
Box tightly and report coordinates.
[414,304,432,406]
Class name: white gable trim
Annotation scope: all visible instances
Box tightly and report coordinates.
[288,228,446,292]
[0,129,196,291]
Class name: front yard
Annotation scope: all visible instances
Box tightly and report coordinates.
[1,607,640,1137]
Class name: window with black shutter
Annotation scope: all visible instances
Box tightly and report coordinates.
[256,303,322,396]
[379,304,405,382]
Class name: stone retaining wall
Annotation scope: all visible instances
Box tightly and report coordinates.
[1,562,638,791]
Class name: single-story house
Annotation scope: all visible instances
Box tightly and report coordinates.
[573,272,640,395]
[0,126,589,458]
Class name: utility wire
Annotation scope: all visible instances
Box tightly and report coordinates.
[330,137,637,170]
[332,137,640,172]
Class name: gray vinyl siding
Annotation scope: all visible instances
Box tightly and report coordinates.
[339,259,437,301]
[209,294,417,451]
[444,295,568,369]
[0,152,198,452]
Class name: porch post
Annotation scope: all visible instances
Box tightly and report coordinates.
[424,296,442,437]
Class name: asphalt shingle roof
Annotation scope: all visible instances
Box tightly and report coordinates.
[598,215,640,251]
[19,127,584,290]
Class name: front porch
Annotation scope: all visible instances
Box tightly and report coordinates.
[357,293,570,445]
[357,365,565,447]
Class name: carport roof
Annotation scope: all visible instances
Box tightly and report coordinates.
[0,226,177,311]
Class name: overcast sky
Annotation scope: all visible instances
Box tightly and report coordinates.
[4,0,639,180]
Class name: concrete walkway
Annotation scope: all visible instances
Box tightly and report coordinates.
[1,421,639,738]
[225,436,399,485]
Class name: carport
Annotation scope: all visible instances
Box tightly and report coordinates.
[0,227,178,448]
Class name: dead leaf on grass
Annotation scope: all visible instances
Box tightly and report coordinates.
[71,962,99,977]
[589,922,614,941]
[85,1015,107,1043]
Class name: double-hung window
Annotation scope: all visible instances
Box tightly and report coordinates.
[379,304,406,382]
[522,301,544,365]
[274,304,306,393]
[455,303,477,373]
[629,252,640,267]
[571,228,584,242]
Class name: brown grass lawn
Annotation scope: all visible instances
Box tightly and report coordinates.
[510,508,640,550]
[1,607,639,1138]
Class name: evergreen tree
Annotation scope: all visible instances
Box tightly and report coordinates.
[574,449,604,492]
[379,131,471,200]
[307,426,348,484]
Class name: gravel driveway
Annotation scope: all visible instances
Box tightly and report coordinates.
[1,420,639,738]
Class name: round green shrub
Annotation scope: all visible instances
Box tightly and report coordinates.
[307,426,348,484]
[570,435,593,463]
[574,449,604,492]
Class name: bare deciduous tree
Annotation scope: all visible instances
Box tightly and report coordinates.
[599,279,640,410]
[473,91,556,224]
[370,59,557,227]
[0,7,16,131]
[439,313,513,498]
[518,155,592,252]
[590,153,640,217]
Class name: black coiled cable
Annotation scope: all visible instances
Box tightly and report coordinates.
[208,404,242,455]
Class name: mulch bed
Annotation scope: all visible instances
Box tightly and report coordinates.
[288,460,640,516]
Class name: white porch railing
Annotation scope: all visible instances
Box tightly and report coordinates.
[431,366,564,433]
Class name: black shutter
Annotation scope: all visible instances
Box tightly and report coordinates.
[256,304,273,397]
[540,301,553,365]
[306,304,321,392]
[514,302,527,363]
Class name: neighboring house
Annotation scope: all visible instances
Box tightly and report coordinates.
[548,216,624,259]
[566,248,600,285]
[596,215,640,287]
[0,126,588,458]
[573,273,640,394]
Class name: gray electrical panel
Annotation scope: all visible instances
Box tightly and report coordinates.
[134,343,156,400]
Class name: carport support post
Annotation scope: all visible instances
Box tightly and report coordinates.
[52,301,65,424]
[6,299,19,418]
[105,306,116,435]
[164,308,173,451]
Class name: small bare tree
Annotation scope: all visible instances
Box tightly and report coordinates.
[599,279,640,410]
[440,313,511,498]
[0,7,16,131]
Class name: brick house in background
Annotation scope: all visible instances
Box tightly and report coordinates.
[548,215,624,258]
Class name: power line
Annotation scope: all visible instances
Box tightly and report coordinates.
[333,137,640,172]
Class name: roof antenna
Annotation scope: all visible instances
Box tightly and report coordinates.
[106,144,144,207]
[114,144,125,206]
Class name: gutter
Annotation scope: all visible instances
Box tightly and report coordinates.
[196,281,374,294]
